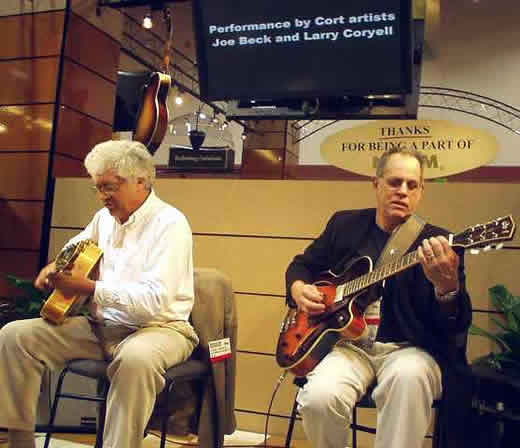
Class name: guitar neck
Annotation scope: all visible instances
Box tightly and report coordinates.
[321,214,515,314]
[344,249,422,297]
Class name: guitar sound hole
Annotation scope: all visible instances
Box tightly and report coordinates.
[295,333,302,339]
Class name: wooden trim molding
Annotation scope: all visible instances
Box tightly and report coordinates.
[284,165,520,183]
[56,164,520,183]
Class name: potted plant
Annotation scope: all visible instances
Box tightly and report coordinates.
[469,284,520,376]
[0,274,49,327]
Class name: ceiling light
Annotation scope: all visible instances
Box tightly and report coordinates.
[142,13,153,29]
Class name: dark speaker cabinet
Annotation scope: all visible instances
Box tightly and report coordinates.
[470,359,520,448]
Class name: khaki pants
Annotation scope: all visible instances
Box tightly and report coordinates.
[0,316,198,448]
[297,342,442,448]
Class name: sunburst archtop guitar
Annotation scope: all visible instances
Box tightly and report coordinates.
[40,239,103,325]
[133,7,174,155]
[276,215,516,378]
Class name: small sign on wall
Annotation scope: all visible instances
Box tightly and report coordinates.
[321,120,499,179]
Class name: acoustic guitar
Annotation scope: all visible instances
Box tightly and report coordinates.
[40,239,103,325]
[133,8,174,155]
[276,215,516,377]
[133,72,171,155]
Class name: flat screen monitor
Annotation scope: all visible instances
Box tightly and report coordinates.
[193,0,412,102]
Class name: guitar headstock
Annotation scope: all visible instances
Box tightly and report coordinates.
[162,6,173,75]
[452,215,516,252]
[55,239,95,271]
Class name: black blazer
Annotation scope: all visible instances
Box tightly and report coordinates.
[286,208,474,448]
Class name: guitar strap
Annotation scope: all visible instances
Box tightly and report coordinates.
[356,214,426,349]
[376,214,426,267]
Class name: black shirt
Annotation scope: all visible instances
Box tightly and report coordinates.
[354,221,408,343]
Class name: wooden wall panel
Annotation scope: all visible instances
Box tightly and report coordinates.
[244,132,287,149]
[236,293,286,353]
[65,13,120,83]
[467,313,500,363]
[55,106,113,160]
[193,235,308,296]
[52,177,520,310]
[195,237,517,309]
[0,11,64,59]
[60,59,116,125]
[285,146,299,167]
[155,178,370,238]
[465,250,519,310]
[48,228,77,262]
[242,120,289,178]
[241,149,286,179]
[51,180,98,228]
[0,104,54,151]
[0,2,66,17]
[160,179,516,243]
[70,0,124,44]
[0,153,49,200]
[235,352,297,416]
[0,250,40,298]
[53,155,88,177]
[245,120,288,146]
[0,57,59,105]
[250,120,288,133]
[0,201,44,250]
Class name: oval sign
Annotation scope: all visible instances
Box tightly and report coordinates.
[320,119,499,179]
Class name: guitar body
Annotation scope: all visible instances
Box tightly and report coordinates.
[40,241,103,325]
[133,72,171,155]
[276,256,375,377]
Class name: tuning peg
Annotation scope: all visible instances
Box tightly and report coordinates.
[496,243,504,250]
[470,249,480,255]
[483,246,492,252]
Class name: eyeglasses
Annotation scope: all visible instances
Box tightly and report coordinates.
[90,181,124,194]
[382,177,422,192]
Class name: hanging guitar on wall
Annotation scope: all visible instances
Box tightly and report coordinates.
[133,7,174,155]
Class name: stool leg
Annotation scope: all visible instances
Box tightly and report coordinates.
[351,404,358,448]
[285,393,300,448]
[159,380,173,448]
[44,369,69,448]
[94,380,109,448]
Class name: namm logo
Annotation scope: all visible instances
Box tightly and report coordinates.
[321,119,499,178]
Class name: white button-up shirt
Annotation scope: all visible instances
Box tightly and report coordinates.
[66,190,194,327]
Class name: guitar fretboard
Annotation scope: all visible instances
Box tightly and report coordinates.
[327,215,514,311]
[342,250,421,297]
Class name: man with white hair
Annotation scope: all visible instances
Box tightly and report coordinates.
[0,140,199,448]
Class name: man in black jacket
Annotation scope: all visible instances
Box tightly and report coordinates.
[286,148,472,448]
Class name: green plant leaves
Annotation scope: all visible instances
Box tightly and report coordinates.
[470,284,520,375]
[469,324,511,352]
[489,284,520,332]
[3,274,49,321]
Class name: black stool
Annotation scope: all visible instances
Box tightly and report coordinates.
[284,376,440,448]
[44,358,210,448]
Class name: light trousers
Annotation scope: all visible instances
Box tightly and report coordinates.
[297,342,442,448]
[0,316,198,448]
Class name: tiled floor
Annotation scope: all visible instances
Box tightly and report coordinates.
[0,431,312,448]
